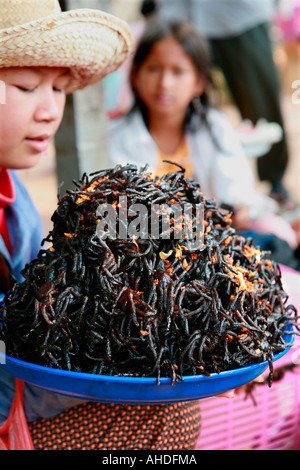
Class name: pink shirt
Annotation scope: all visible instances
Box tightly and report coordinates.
[0,169,16,253]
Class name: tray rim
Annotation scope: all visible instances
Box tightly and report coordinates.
[0,328,294,403]
[0,330,294,384]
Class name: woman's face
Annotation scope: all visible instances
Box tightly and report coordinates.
[133,35,206,123]
[0,67,69,170]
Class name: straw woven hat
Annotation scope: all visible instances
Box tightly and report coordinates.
[0,0,134,93]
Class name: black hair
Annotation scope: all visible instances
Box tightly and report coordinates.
[129,17,215,133]
[140,0,157,18]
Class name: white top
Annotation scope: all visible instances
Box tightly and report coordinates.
[108,109,278,220]
[157,0,275,38]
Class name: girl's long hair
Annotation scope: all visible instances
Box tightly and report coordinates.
[129,18,215,133]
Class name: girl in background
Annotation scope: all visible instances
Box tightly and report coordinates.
[108,18,299,264]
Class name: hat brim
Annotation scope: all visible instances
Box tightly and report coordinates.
[0,8,134,93]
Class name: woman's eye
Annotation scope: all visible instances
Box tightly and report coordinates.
[16,86,35,93]
[53,81,69,93]
[147,65,160,72]
[173,68,185,75]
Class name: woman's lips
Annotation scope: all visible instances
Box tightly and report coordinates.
[25,136,51,153]
[156,93,173,104]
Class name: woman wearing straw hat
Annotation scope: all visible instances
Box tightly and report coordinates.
[0,0,201,450]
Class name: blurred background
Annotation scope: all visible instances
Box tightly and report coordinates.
[17,0,300,238]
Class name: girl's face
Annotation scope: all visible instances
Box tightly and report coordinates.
[133,35,206,123]
[0,67,70,170]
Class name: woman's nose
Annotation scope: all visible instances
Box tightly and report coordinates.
[160,70,173,88]
[34,89,62,122]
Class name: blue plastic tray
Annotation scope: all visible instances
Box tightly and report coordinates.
[0,331,294,404]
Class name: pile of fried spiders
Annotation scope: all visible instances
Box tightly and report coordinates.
[0,163,298,386]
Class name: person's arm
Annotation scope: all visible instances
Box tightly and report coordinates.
[231,204,250,231]
[209,110,276,224]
